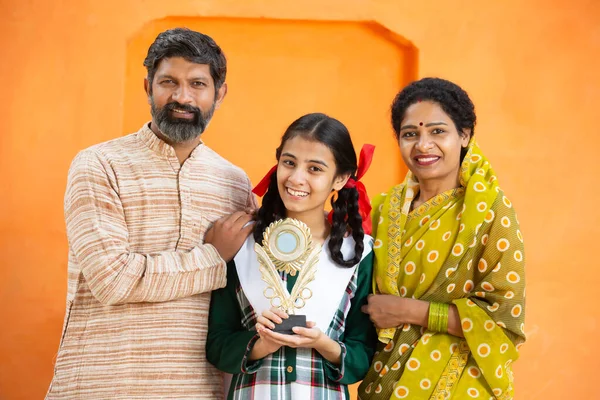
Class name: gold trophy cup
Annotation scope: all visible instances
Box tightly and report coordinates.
[254,218,321,334]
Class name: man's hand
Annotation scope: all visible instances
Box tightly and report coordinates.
[204,211,255,262]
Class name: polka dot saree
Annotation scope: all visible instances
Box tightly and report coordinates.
[358,140,526,400]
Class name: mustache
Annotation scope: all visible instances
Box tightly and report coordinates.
[164,102,201,114]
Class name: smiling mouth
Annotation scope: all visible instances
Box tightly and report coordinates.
[286,187,309,197]
[171,109,195,118]
[414,155,440,165]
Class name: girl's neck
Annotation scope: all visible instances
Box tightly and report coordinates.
[286,209,330,244]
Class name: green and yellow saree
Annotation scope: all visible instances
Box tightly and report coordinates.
[358,140,526,400]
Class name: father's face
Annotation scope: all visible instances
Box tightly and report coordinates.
[146,57,226,143]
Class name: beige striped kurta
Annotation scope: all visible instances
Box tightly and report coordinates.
[46,124,257,399]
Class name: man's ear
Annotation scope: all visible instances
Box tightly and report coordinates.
[144,78,152,105]
[214,82,228,110]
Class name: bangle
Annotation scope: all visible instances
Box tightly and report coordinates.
[428,302,449,333]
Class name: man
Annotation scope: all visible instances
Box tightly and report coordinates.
[46,28,256,399]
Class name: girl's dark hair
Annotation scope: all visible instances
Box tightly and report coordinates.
[254,113,364,268]
[391,77,477,161]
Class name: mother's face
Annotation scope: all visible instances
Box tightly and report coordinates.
[397,101,470,185]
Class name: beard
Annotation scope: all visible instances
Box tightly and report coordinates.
[150,98,215,143]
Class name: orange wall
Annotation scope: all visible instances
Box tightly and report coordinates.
[1,1,599,399]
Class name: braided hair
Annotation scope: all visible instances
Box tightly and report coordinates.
[253,113,364,268]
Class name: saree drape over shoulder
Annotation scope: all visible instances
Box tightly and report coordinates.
[358,140,526,400]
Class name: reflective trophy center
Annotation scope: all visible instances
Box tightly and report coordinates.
[276,231,298,254]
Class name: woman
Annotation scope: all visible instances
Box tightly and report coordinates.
[207,113,376,399]
[359,78,526,399]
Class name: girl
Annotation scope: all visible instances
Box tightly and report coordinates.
[207,113,376,399]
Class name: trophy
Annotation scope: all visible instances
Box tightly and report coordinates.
[254,218,322,334]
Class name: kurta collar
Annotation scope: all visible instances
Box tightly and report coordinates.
[137,122,205,160]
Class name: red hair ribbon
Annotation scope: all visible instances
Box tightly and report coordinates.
[252,164,277,197]
[328,144,375,235]
[252,144,375,235]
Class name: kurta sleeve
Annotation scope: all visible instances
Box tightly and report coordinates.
[207,260,262,374]
[245,176,259,209]
[65,149,228,306]
[324,251,377,384]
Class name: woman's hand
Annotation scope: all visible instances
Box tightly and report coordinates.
[361,294,419,329]
[362,295,464,337]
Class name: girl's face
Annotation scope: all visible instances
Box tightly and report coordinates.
[398,101,470,186]
[277,136,348,221]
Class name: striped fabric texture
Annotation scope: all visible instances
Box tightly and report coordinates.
[46,124,256,399]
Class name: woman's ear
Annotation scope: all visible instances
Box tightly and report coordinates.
[332,173,351,192]
[461,128,472,147]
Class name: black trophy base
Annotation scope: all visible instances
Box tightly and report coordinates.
[273,315,307,335]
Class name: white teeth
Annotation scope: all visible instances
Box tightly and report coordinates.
[417,157,439,163]
[173,109,189,114]
[287,188,308,197]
